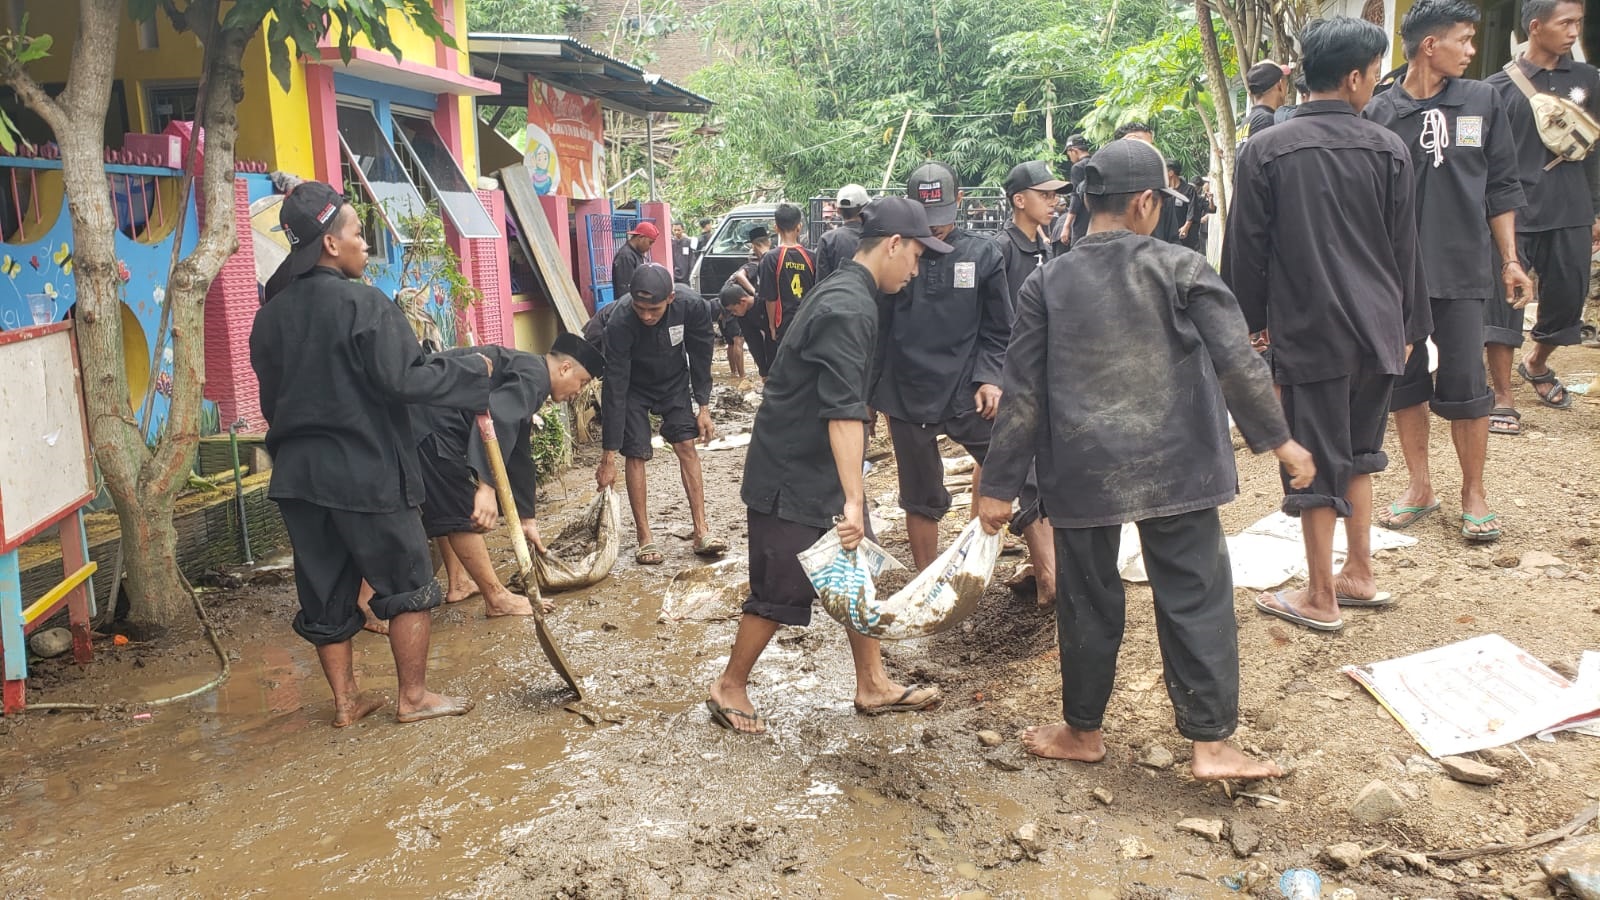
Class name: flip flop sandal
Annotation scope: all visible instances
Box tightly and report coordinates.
[854,685,942,716]
[706,699,766,734]
[396,696,475,724]
[1460,512,1502,543]
[1488,407,1523,436]
[1336,591,1395,608]
[1517,362,1575,409]
[1377,501,1440,531]
[1254,590,1343,633]
[635,543,665,565]
[693,535,729,557]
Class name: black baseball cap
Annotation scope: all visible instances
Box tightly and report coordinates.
[1004,160,1069,198]
[906,161,960,227]
[628,263,675,303]
[264,181,346,301]
[719,281,752,306]
[859,197,955,254]
[1247,60,1291,95]
[1081,140,1188,202]
[1065,134,1092,151]
[551,331,604,378]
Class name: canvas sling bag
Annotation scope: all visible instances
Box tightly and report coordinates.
[1503,59,1600,170]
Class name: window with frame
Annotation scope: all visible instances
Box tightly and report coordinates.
[391,113,499,239]
[335,104,429,244]
[147,84,198,133]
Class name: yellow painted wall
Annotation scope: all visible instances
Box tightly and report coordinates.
[514,309,558,353]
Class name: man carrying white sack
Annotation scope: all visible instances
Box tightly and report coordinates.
[975,139,1315,780]
[706,198,951,735]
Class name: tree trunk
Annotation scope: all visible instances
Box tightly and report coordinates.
[1197,0,1237,200]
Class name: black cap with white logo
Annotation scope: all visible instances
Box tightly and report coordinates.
[264,181,347,302]
[905,161,960,227]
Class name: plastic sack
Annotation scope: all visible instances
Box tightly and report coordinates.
[799,530,904,634]
[533,487,622,592]
[806,519,1002,640]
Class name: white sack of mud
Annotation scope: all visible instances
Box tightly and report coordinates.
[802,519,1001,640]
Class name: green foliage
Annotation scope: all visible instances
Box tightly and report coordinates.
[468,0,594,33]
[530,403,572,482]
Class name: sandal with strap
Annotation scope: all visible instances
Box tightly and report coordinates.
[1461,512,1502,543]
[1488,407,1522,436]
[635,542,665,565]
[1517,362,1574,409]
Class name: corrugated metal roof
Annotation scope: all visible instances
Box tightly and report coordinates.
[468,33,713,115]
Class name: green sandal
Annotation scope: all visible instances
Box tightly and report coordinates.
[1377,500,1440,531]
[1460,512,1501,543]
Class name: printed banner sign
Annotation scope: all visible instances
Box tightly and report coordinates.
[524,77,605,199]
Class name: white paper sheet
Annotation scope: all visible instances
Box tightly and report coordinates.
[1116,512,1418,590]
[1538,651,1600,741]
[1342,635,1600,757]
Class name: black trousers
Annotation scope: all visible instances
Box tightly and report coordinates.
[1054,507,1238,742]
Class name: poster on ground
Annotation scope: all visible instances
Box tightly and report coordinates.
[524,77,605,200]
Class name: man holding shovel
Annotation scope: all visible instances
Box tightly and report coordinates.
[411,335,605,617]
[251,182,490,726]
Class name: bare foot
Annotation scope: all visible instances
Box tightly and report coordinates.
[445,578,481,604]
[484,590,548,618]
[1191,740,1283,781]
[1331,572,1380,605]
[708,679,766,734]
[1021,722,1106,762]
[396,691,474,724]
[360,608,389,636]
[332,691,388,727]
[1035,576,1056,611]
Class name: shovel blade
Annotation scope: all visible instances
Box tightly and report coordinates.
[532,610,583,700]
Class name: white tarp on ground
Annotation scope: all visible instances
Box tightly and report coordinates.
[1343,635,1600,757]
[1116,511,1419,590]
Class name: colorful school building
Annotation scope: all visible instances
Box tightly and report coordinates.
[0,2,707,436]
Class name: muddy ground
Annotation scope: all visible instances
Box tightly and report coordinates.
[3,347,1599,899]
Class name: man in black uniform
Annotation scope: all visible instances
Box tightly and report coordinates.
[715,281,754,378]
[670,221,695,282]
[1056,134,1094,251]
[1172,163,1207,251]
[412,337,604,619]
[756,203,815,345]
[595,264,726,565]
[610,221,659,300]
[816,183,870,282]
[727,226,774,376]
[1153,160,1191,244]
[1483,0,1600,418]
[878,161,1016,573]
[1224,17,1430,632]
[707,198,951,734]
[252,182,491,726]
[1241,60,1293,141]
[976,140,1312,780]
[1364,0,1530,543]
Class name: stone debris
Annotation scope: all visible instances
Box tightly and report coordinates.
[975,730,1003,748]
[1519,550,1565,570]
[27,627,73,659]
[1091,788,1113,806]
[1229,820,1261,857]
[1539,834,1600,900]
[1011,823,1042,856]
[1439,755,1504,786]
[1349,779,1404,825]
[1118,836,1154,859]
[1323,841,1365,870]
[1138,743,1174,770]
[1176,818,1225,842]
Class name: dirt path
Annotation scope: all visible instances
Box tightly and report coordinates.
[3,349,1599,899]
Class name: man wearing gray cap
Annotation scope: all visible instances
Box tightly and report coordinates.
[816,183,871,283]
[877,161,1014,577]
[708,198,951,734]
[977,139,1312,780]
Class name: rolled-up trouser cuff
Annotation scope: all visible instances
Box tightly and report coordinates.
[1430,393,1493,421]
[369,578,443,620]
[1531,323,1585,346]
[1483,323,1525,347]
[1282,492,1353,519]
[1353,449,1389,476]
[1009,467,1045,534]
[292,609,365,646]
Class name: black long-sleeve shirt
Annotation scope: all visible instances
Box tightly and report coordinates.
[981,232,1289,529]
[1364,77,1526,300]
[411,345,551,488]
[1484,55,1600,232]
[599,292,714,451]
[994,222,1053,308]
[610,241,648,299]
[872,226,1012,423]
[815,220,862,284]
[1222,100,1431,384]
[742,260,881,529]
[250,266,491,513]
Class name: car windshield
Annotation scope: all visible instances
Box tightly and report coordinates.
[709,218,777,256]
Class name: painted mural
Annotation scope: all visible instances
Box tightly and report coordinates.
[0,160,207,439]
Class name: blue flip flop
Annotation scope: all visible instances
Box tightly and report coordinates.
[1255,590,1344,632]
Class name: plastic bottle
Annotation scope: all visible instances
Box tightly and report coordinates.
[1279,868,1323,900]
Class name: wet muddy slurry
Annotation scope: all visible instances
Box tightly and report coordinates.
[5,356,1600,897]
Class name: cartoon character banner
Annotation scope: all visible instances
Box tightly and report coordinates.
[524,78,605,200]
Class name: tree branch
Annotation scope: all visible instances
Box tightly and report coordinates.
[0,63,68,136]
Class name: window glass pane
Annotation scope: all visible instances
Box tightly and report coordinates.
[393,116,499,239]
[336,105,427,242]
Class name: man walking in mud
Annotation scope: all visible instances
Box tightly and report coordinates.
[1364,0,1529,544]
[252,182,490,726]
[976,140,1312,780]
[708,198,951,734]
[595,264,728,565]
[1224,17,1430,632]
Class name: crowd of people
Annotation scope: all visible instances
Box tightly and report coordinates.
[247,1,1594,782]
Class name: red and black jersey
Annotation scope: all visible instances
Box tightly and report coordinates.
[757,244,816,341]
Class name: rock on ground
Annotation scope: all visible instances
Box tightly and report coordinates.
[1175,818,1225,842]
[1229,821,1261,857]
[1540,834,1600,900]
[27,627,73,659]
[1439,755,1504,785]
[1350,780,1404,825]
[1138,743,1174,769]
[975,730,1003,748]
[1323,841,1365,870]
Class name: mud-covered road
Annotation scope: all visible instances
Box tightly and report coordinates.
[4,348,1600,899]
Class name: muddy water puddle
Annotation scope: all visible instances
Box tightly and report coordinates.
[4,472,1217,898]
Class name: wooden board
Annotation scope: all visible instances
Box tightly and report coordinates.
[0,323,94,554]
[499,164,590,335]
